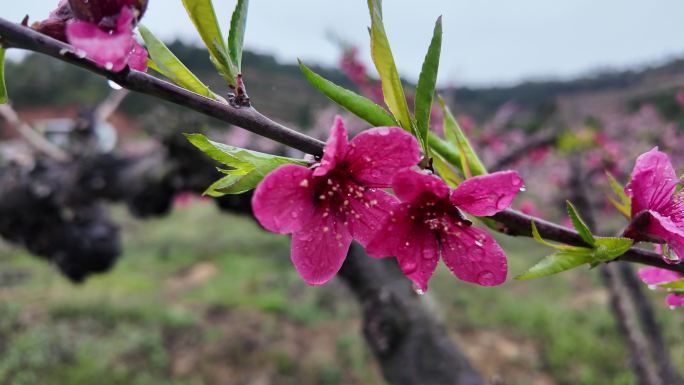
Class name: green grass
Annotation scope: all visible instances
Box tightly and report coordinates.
[0,201,682,385]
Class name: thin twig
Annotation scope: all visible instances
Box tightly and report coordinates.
[0,104,71,161]
[1,17,682,274]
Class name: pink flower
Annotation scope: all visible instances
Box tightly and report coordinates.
[366,168,523,291]
[637,267,684,309]
[37,1,148,71]
[66,5,147,72]
[624,148,684,261]
[252,117,421,285]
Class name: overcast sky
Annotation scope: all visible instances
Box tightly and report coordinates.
[5,1,684,86]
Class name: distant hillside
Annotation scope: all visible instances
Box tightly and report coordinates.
[5,41,684,130]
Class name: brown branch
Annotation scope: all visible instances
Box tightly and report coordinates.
[1,17,682,276]
[0,18,324,156]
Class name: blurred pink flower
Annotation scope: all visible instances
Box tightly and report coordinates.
[367,168,523,291]
[252,117,421,285]
[637,267,684,309]
[676,91,684,108]
[624,148,684,262]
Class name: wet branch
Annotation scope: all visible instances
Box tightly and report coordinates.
[0,17,682,276]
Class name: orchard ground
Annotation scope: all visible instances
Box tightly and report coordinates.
[0,200,682,385]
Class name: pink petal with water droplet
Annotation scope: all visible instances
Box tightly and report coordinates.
[440,225,508,286]
[252,164,316,234]
[345,127,421,187]
[66,19,133,71]
[450,171,524,216]
[391,168,449,203]
[625,147,677,215]
[66,7,139,72]
[313,116,348,177]
[366,204,439,291]
[346,187,398,247]
[637,267,683,285]
[128,40,148,72]
[643,210,684,258]
[666,293,684,308]
[291,210,352,285]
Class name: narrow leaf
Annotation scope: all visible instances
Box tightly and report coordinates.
[228,0,249,72]
[531,221,565,250]
[299,60,397,127]
[367,0,412,131]
[139,25,217,100]
[186,133,309,195]
[659,279,684,290]
[438,97,487,176]
[566,201,596,246]
[414,16,442,152]
[181,0,237,85]
[516,249,594,280]
[606,171,631,217]
[432,153,461,187]
[0,47,7,104]
[608,196,632,218]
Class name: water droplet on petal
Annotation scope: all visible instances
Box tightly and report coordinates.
[519,186,527,192]
[648,284,658,291]
[477,271,496,285]
[376,126,391,136]
[412,283,425,295]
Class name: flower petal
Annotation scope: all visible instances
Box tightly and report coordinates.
[128,40,148,72]
[346,187,398,247]
[252,164,316,234]
[440,225,508,286]
[345,127,421,187]
[391,168,449,203]
[366,204,439,291]
[666,293,684,308]
[450,171,524,216]
[66,18,134,71]
[625,147,677,215]
[291,211,352,285]
[644,210,684,258]
[313,116,348,177]
[637,267,683,285]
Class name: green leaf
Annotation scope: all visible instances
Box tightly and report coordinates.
[138,25,218,100]
[606,171,631,218]
[438,97,487,176]
[591,237,633,262]
[530,221,571,250]
[228,0,249,72]
[432,153,461,187]
[659,279,684,290]
[185,133,309,195]
[181,0,237,86]
[367,0,412,131]
[414,16,442,153]
[299,60,397,127]
[516,248,594,280]
[0,47,7,104]
[566,201,596,247]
